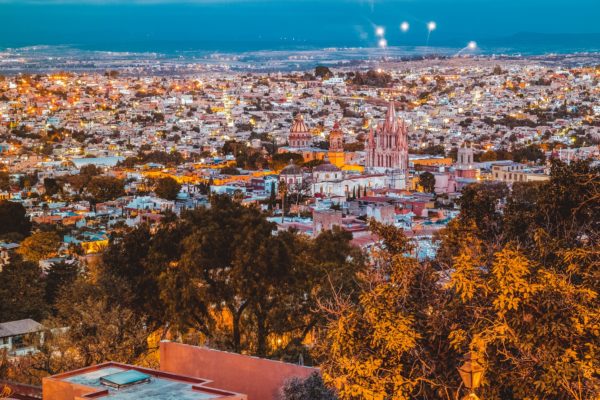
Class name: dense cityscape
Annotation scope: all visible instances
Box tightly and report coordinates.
[0,1,599,400]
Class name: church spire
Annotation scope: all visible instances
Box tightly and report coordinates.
[384,100,396,130]
[386,100,396,118]
[365,100,409,174]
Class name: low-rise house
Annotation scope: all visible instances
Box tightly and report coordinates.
[0,242,20,270]
[0,319,44,356]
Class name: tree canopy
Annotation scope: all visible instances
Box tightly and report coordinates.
[315,66,333,79]
[97,195,364,361]
[0,201,31,238]
[418,171,436,193]
[154,176,181,200]
[319,160,599,400]
[3,160,597,399]
[0,258,47,323]
[17,231,61,263]
[86,176,125,202]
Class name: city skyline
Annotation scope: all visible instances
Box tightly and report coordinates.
[0,1,598,400]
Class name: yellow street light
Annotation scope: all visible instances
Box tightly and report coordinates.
[458,352,485,399]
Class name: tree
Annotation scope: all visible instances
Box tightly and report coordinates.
[219,166,241,175]
[268,181,276,210]
[418,171,436,193]
[14,278,150,384]
[512,144,545,163]
[279,180,288,221]
[17,231,61,263]
[86,176,125,202]
[320,160,599,400]
[100,225,164,329]
[43,178,60,197]
[0,201,31,238]
[50,289,149,369]
[44,261,79,311]
[319,222,442,399]
[352,70,392,87]
[168,196,303,355]
[0,171,9,191]
[315,66,333,79]
[67,164,101,194]
[479,150,498,162]
[343,142,364,152]
[453,181,508,244]
[279,372,337,400]
[0,382,11,399]
[447,245,599,400]
[502,159,599,276]
[302,159,324,170]
[154,176,181,200]
[79,164,100,177]
[96,195,364,362]
[271,153,304,171]
[0,258,47,322]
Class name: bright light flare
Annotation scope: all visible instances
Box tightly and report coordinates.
[400,21,410,32]
[375,26,385,37]
[467,41,477,50]
[378,38,388,48]
[427,21,437,31]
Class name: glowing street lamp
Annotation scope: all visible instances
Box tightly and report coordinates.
[400,21,410,32]
[458,352,485,399]
[375,26,385,37]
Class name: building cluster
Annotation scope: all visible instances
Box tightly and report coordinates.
[0,59,598,286]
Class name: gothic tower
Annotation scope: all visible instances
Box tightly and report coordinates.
[366,101,409,188]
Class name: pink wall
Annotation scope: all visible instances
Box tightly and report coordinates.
[159,342,318,400]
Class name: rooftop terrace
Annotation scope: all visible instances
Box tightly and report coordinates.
[43,362,245,400]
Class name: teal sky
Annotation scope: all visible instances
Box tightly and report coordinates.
[0,0,598,52]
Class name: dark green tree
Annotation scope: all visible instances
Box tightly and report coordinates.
[0,171,10,191]
[154,176,182,200]
[44,261,79,312]
[0,201,31,237]
[314,66,333,79]
[86,176,125,202]
[271,153,304,171]
[269,181,276,210]
[0,258,47,322]
[419,171,436,193]
[219,167,241,175]
[96,195,365,361]
[43,178,60,197]
[512,144,546,163]
[100,225,165,329]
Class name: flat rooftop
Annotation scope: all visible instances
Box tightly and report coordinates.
[44,362,244,400]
